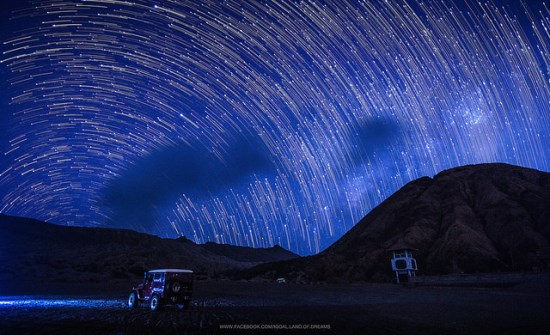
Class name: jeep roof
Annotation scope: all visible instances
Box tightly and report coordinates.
[148,269,193,273]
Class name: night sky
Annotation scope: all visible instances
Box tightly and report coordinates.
[0,0,548,255]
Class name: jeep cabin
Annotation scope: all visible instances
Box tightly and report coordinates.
[128,269,193,311]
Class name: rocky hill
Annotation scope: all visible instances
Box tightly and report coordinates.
[0,214,298,285]
[240,163,550,282]
[202,242,298,263]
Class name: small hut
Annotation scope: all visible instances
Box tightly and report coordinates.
[389,242,418,284]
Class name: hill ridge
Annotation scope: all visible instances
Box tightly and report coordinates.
[238,163,550,282]
[0,213,298,285]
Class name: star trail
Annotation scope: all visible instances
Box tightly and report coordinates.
[1,0,548,255]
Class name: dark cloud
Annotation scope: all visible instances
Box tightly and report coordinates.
[354,118,402,156]
[102,135,275,230]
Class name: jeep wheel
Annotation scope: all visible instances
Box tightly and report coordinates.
[150,294,161,311]
[128,292,138,309]
[170,280,182,293]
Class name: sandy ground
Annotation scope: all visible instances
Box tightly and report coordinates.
[1,275,549,334]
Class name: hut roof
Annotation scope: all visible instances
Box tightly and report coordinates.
[388,241,417,251]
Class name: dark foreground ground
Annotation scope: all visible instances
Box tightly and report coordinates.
[1,274,549,335]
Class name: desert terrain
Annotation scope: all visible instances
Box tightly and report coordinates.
[1,274,549,335]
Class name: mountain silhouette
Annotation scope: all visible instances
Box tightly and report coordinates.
[240,163,550,282]
[0,214,298,286]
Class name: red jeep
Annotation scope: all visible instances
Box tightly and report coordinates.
[128,269,193,311]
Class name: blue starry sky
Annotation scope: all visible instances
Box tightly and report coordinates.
[1,0,548,255]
